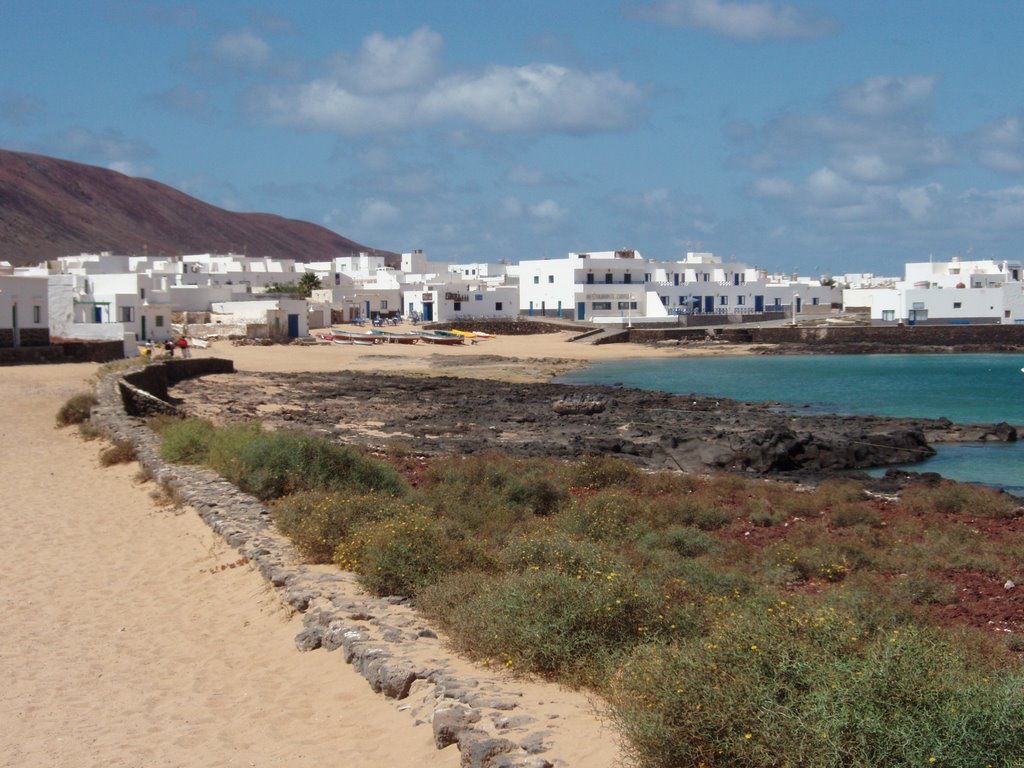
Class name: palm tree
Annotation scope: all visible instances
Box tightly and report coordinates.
[298,271,322,298]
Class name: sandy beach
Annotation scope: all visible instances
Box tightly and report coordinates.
[0,330,653,767]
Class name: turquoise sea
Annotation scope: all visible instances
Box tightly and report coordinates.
[557,354,1024,494]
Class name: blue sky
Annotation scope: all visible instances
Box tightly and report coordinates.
[3,1,1024,276]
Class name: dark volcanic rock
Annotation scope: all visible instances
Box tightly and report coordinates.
[170,370,1010,479]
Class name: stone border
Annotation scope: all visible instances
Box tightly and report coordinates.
[91,359,566,768]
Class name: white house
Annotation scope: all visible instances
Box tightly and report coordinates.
[518,250,837,323]
[0,273,50,347]
[843,257,1024,325]
[210,298,309,339]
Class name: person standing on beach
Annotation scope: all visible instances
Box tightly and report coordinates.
[176,336,191,358]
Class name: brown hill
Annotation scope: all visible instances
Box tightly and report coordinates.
[0,149,397,267]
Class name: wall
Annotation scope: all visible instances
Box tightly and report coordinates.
[626,324,1024,347]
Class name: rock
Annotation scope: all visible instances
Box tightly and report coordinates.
[457,730,518,768]
[293,627,322,652]
[432,704,482,749]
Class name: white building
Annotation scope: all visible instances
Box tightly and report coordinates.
[518,250,837,323]
[0,273,50,347]
[843,257,1024,325]
[210,299,310,339]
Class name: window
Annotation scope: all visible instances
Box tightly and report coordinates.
[140,288,145,299]
[719,296,728,306]
[953,302,962,309]
[736,295,745,306]
[624,273,632,284]
[882,310,895,321]
[605,273,613,284]
[586,273,594,284]
[703,273,709,282]
[120,306,134,322]
[660,295,668,306]
[475,294,483,301]
[453,302,461,311]
[548,275,554,283]
[812,297,819,306]
[155,315,165,327]
[495,302,503,311]
[533,275,539,284]
[592,301,612,310]
[381,300,388,309]
[617,301,637,310]
[33,305,41,323]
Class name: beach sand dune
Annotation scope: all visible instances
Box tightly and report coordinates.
[0,363,459,768]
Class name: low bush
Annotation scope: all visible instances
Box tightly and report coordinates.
[831,501,883,528]
[609,600,1024,768]
[155,416,217,464]
[334,511,459,597]
[498,528,617,577]
[901,481,1021,519]
[568,454,643,490]
[662,525,720,557]
[56,392,97,426]
[420,567,669,685]
[270,490,409,563]
[99,438,137,466]
[557,488,647,542]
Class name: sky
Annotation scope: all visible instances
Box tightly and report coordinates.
[3,1,1024,277]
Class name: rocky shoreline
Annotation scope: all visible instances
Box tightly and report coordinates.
[171,365,1019,488]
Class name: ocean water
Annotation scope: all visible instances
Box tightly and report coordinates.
[557,354,1024,493]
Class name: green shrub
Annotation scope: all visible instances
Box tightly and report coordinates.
[568,454,643,490]
[213,428,407,501]
[901,481,1021,519]
[831,501,882,528]
[56,392,97,426]
[662,525,720,557]
[419,567,667,684]
[609,601,1024,768]
[155,416,217,464]
[498,528,617,577]
[557,488,647,542]
[334,511,458,597]
[421,454,569,540]
[892,573,957,606]
[270,490,409,563]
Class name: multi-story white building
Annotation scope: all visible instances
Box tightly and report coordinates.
[0,271,50,347]
[518,250,837,323]
[843,257,1024,324]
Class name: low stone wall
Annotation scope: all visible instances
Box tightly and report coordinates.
[627,323,1024,348]
[91,359,559,768]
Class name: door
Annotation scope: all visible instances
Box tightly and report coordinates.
[577,302,586,320]
[140,315,147,341]
[754,295,764,312]
[287,313,299,338]
[704,296,714,314]
[94,306,103,323]
[422,302,433,322]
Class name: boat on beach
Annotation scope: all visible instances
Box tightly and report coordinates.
[417,330,466,345]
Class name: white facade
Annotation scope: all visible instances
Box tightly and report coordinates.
[403,282,518,322]
[0,274,50,346]
[210,299,309,338]
[843,257,1024,324]
[518,250,837,322]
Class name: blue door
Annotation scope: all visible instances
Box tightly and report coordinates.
[94,306,103,323]
[795,297,802,314]
[754,295,764,312]
[704,296,714,314]
[422,302,433,321]
[577,302,586,320]
[287,313,299,338]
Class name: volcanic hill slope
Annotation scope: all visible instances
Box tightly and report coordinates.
[0,149,395,266]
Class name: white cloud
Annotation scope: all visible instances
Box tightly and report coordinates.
[332,27,442,94]
[897,184,942,221]
[212,30,271,69]
[419,64,642,133]
[975,115,1024,174]
[631,0,837,40]
[507,166,547,186]
[749,177,795,199]
[499,196,523,218]
[254,29,644,136]
[358,198,400,228]
[838,75,937,118]
[528,199,568,221]
[44,126,156,169]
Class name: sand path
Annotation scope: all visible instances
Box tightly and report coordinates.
[0,363,459,768]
